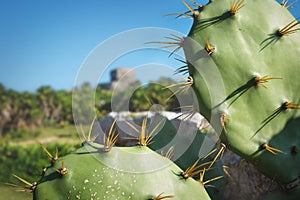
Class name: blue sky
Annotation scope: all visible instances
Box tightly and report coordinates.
[0,0,299,92]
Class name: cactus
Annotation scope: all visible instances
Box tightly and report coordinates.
[261,185,300,200]
[6,1,300,199]
[31,142,210,200]
[7,120,211,200]
[170,0,300,189]
[148,115,227,199]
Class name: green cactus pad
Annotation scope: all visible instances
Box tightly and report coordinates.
[182,0,300,185]
[261,185,300,200]
[34,142,210,200]
[149,115,227,199]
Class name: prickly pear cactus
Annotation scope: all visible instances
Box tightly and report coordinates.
[148,115,227,199]
[261,185,300,200]
[33,142,211,200]
[179,0,300,188]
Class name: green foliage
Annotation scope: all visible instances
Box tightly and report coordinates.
[0,142,78,184]
[0,77,185,136]
[95,86,113,118]
[0,84,73,136]
[72,82,97,125]
[128,78,180,112]
[3,129,41,140]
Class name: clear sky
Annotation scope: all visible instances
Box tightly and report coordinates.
[0,0,299,92]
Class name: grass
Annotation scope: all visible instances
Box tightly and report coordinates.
[38,125,78,138]
[6,125,81,146]
[0,125,83,194]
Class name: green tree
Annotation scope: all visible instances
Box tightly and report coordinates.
[72,82,96,125]
[37,86,62,126]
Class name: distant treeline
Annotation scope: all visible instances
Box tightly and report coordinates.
[0,77,181,136]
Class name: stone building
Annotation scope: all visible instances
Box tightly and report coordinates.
[99,68,135,90]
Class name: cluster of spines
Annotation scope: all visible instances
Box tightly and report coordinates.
[125,116,161,146]
[261,143,286,155]
[277,19,300,36]
[179,143,226,189]
[103,119,120,152]
[229,0,244,15]
[80,115,98,144]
